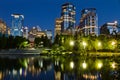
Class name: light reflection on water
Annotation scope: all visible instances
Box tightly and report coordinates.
[0,55,120,80]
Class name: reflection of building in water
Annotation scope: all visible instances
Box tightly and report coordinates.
[0,56,119,79]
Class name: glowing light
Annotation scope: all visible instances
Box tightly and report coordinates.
[82,61,87,69]
[19,68,22,76]
[111,62,116,69]
[111,41,115,46]
[70,61,74,69]
[97,62,103,69]
[114,21,117,24]
[98,42,101,47]
[82,41,87,49]
[70,41,74,46]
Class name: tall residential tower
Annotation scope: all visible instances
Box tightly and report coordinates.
[79,8,98,36]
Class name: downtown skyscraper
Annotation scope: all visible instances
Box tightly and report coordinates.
[11,14,24,37]
[61,3,76,33]
[55,3,76,36]
[79,8,98,36]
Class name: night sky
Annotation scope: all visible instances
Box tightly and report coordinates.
[0,0,120,33]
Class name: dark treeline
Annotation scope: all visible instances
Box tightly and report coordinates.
[34,35,52,48]
[0,34,28,49]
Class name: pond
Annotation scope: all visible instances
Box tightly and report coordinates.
[0,54,120,80]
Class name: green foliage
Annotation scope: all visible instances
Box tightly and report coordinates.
[53,34,120,53]
[34,35,52,48]
[0,35,28,49]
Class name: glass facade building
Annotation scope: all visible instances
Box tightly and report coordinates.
[79,8,98,36]
[61,3,76,32]
[11,14,24,37]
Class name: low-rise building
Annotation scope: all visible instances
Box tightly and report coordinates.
[100,21,119,35]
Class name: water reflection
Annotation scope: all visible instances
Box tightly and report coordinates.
[0,55,120,80]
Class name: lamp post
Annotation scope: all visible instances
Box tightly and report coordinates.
[82,61,87,69]
[82,41,87,49]
[111,41,115,48]
[70,61,74,69]
[70,41,74,46]
[98,42,101,48]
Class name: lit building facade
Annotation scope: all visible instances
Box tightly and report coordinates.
[0,19,7,34]
[100,21,119,35]
[23,26,29,39]
[28,27,46,42]
[45,29,52,40]
[61,3,76,33]
[11,14,24,37]
[79,8,98,36]
[55,18,62,37]
[28,27,46,47]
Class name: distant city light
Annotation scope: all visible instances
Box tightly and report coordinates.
[114,21,117,24]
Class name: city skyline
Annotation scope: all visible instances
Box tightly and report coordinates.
[0,0,120,32]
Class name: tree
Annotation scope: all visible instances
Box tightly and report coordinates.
[6,36,14,49]
[54,34,60,45]
[0,34,7,49]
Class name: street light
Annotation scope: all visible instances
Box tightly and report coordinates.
[70,61,74,69]
[98,42,101,47]
[111,62,116,69]
[111,41,115,46]
[82,41,87,49]
[82,61,87,69]
[97,62,103,69]
[70,41,74,46]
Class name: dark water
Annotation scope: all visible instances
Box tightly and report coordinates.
[0,55,120,80]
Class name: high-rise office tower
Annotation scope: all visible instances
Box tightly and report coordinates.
[61,3,76,33]
[11,14,24,37]
[79,8,98,36]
